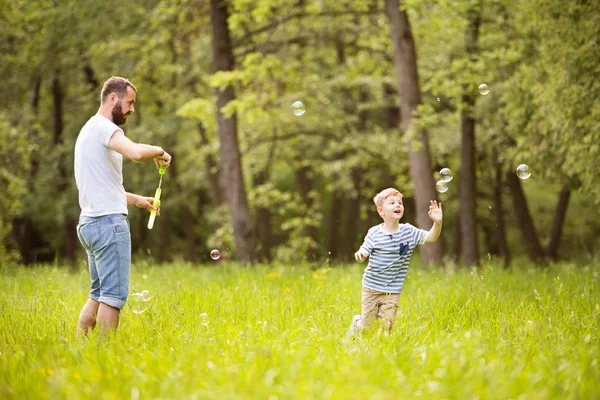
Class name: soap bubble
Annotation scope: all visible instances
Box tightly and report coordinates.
[478,83,490,95]
[292,101,306,116]
[210,249,221,260]
[436,180,448,193]
[129,291,151,314]
[516,164,531,180]
[199,312,210,326]
[440,168,453,183]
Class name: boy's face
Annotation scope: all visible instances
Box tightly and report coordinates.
[377,195,404,221]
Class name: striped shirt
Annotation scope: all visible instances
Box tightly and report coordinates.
[359,223,429,294]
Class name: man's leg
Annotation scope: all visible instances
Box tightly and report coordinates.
[78,298,100,337]
[97,303,120,334]
[94,214,131,335]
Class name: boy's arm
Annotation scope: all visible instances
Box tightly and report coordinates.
[427,200,443,242]
[355,230,374,261]
[427,221,442,242]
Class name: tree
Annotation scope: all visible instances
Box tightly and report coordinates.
[459,1,482,267]
[384,0,442,264]
[211,0,257,263]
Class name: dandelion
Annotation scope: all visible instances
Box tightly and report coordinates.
[267,272,281,280]
[283,287,291,293]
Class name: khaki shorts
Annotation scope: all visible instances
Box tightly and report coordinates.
[361,286,400,328]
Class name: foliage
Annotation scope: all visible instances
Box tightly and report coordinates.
[0,113,33,265]
[0,0,598,264]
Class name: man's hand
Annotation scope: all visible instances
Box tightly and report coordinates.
[154,150,171,170]
[355,248,369,262]
[428,200,443,223]
[136,195,160,215]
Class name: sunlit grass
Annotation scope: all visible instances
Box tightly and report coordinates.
[1,261,598,399]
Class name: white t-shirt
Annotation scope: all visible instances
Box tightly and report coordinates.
[74,114,127,217]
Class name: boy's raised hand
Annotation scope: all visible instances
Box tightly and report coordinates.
[428,200,443,223]
[355,248,369,262]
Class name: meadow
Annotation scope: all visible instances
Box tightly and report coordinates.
[0,260,598,399]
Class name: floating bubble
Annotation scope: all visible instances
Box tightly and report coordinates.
[210,249,221,260]
[516,164,531,180]
[440,168,453,182]
[435,180,448,193]
[129,292,151,314]
[437,97,441,102]
[479,83,490,95]
[199,312,210,326]
[292,101,306,116]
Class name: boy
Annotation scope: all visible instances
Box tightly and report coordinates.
[350,188,442,335]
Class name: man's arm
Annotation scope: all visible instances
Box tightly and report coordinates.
[126,192,159,214]
[108,130,171,166]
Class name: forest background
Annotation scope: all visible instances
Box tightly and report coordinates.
[1,0,598,268]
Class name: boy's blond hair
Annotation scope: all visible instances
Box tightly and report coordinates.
[373,188,403,208]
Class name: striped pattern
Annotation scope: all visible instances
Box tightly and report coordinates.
[359,223,429,293]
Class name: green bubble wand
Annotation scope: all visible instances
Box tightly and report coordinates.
[147,163,166,230]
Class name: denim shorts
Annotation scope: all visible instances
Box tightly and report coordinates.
[76,214,131,310]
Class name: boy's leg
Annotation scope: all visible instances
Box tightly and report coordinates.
[379,293,400,334]
[356,287,383,331]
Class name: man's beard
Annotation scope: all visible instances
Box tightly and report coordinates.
[111,102,130,126]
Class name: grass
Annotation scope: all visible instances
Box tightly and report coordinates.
[0,260,599,399]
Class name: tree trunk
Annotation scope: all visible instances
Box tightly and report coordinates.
[12,75,43,265]
[328,192,343,260]
[295,165,320,261]
[83,63,99,92]
[340,88,368,259]
[384,83,400,131]
[52,72,77,265]
[165,156,196,262]
[505,171,546,264]
[459,4,482,267]
[547,186,570,261]
[198,123,223,207]
[211,0,257,263]
[384,0,442,264]
[452,214,462,262]
[254,198,274,262]
[340,168,363,258]
[460,100,478,266]
[253,141,277,262]
[492,154,510,267]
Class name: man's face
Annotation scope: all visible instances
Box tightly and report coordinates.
[111,86,136,126]
[378,195,404,221]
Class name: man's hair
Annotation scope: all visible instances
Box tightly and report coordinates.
[373,188,403,208]
[100,76,137,104]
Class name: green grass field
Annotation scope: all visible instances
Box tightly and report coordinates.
[1,260,599,399]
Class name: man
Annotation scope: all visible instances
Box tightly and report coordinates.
[74,76,171,335]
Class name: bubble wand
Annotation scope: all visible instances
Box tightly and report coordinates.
[147,163,166,230]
